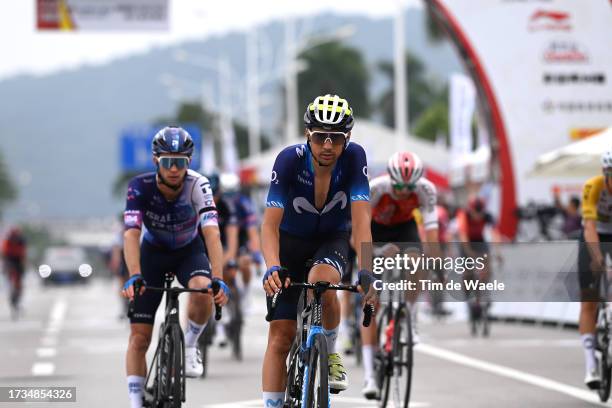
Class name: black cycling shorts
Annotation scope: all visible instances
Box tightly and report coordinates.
[578,232,612,292]
[130,237,212,325]
[268,230,350,321]
[372,219,421,249]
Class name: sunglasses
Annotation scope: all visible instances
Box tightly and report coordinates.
[158,156,190,170]
[392,182,416,192]
[307,130,348,146]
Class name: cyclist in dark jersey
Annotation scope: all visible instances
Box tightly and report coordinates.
[260,94,375,407]
[121,127,228,408]
[2,226,27,320]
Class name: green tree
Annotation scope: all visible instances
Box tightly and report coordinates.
[377,52,444,130]
[412,100,449,143]
[297,41,370,122]
[0,150,17,217]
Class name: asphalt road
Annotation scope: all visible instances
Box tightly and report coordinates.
[0,273,606,408]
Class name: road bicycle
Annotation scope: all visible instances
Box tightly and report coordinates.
[266,268,374,407]
[128,272,222,408]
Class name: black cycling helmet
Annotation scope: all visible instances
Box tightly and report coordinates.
[152,126,195,157]
[303,94,354,133]
[206,173,220,196]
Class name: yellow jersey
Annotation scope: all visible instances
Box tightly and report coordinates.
[582,175,612,234]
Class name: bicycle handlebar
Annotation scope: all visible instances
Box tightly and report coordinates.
[127,279,223,321]
[264,268,374,327]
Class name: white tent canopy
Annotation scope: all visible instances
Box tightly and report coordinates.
[528,127,612,178]
[241,119,449,182]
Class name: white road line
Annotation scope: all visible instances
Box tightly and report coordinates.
[31,362,55,376]
[49,298,67,323]
[36,347,57,358]
[417,343,607,407]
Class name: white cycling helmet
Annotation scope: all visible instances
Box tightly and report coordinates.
[220,173,240,194]
[602,148,612,170]
[387,151,424,185]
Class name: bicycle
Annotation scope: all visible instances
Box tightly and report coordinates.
[374,267,413,408]
[266,268,374,408]
[596,268,612,402]
[128,272,222,408]
[226,283,244,360]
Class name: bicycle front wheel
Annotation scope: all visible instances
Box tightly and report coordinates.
[597,304,611,402]
[304,333,329,408]
[391,303,413,408]
[377,304,394,407]
[160,324,184,408]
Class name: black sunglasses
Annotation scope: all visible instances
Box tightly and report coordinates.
[307,130,348,146]
[158,156,190,170]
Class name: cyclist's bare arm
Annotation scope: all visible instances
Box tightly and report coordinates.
[261,207,286,294]
[123,228,142,299]
[246,225,261,253]
[201,225,224,280]
[351,201,373,271]
[223,224,239,264]
[584,219,604,267]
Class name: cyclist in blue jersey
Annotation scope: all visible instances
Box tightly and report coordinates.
[121,126,229,408]
[261,95,375,407]
[222,172,263,310]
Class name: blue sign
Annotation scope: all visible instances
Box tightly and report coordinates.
[120,124,202,171]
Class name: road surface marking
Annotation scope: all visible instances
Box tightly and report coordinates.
[417,343,606,406]
[36,347,57,358]
[31,362,55,376]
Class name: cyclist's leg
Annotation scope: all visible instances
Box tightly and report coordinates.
[310,232,350,391]
[176,238,215,377]
[262,230,312,407]
[126,240,165,408]
[578,234,600,388]
[176,238,214,326]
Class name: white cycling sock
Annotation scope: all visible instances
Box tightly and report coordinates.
[362,344,375,382]
[262,391,284,408]
[323,326,339,354]
[127,375,145,408]
[339,318,351,338]
[184,319,207,348]
[582,333,597,373]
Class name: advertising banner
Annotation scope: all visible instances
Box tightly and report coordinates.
[37,0,169,31]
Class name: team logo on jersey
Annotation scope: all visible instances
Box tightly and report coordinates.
[271,171,278,184]
[296,145,305,158]
[363,166,368,177]
[292,192,347,215]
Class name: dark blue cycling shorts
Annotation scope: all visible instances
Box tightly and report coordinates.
[130,237,212,325]
[267,230,350,321]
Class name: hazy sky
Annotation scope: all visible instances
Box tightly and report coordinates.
[0,0,421,81]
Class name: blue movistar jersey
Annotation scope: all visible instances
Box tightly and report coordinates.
[265,142,370,238]
[124,170,218,249]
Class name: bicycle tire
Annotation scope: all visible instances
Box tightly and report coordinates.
[169,324,184,407]
[377,304,394,406]
[391,303,412,408]
[199,318,216,379]
[284,342,302,408]
[598,305,611,402]
[229,290,243,361]
[304,333,329,408]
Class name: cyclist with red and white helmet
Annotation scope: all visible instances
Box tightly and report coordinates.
[360,151,440,399]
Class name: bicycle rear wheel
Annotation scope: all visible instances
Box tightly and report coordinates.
[304,333,329,408]
[377,304,394,406]
[390,303,412,408]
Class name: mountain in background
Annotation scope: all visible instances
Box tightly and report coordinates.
[0,9,462,221]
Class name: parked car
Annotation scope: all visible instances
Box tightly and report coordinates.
[40,246,91,285]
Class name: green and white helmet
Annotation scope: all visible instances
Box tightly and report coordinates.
[303,94,354,132]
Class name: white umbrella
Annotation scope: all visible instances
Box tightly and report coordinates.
[528,127,612,178]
